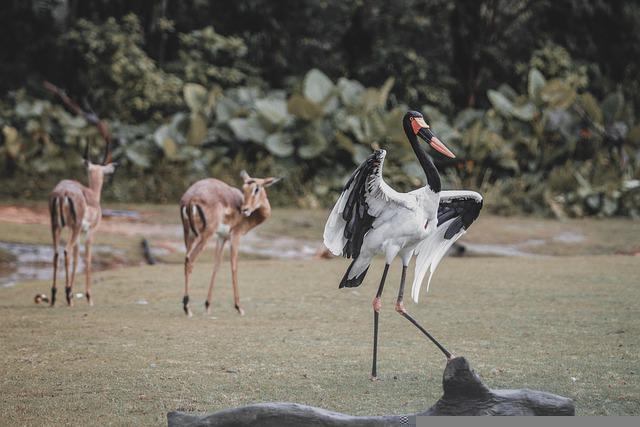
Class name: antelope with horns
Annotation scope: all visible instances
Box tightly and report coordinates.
[180,171,281,316]
[45,81,117,306]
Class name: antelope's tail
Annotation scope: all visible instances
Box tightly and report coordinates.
[181,203,207,237]
[49,196,77,236]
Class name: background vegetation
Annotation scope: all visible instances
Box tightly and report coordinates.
[1,0,639,217]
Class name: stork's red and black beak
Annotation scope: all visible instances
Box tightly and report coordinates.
[411,116,456,158]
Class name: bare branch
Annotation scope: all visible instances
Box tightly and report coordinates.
[43,81,113,164]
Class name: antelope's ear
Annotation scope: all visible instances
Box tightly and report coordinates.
[240,170,251,182]
[103,163,117,174]
[263,177,283,187]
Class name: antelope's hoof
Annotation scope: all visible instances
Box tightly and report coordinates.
[370,375,380,382]
[182,295,192,317]
[235,305,245,316]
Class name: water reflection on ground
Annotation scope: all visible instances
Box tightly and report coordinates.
[0,242,123,288]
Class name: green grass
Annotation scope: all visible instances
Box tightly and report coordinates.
[0,254,639,425]
[1,204,639,424]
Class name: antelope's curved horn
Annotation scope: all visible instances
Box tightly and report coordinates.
[84,138,91,163]
[99,122,112,165]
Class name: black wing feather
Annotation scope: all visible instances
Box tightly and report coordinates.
[437,195,483,239]
[340,151,384,259]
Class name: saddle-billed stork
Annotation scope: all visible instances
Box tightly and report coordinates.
[323,110,483,379]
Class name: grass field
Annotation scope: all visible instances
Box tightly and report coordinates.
[0,205,639,425]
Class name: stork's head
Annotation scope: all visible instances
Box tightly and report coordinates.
[403,110,455,158]
[239,170,282,217]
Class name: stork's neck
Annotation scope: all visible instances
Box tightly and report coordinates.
[405,126,441,193]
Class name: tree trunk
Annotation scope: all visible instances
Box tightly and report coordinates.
[167,356,575,426]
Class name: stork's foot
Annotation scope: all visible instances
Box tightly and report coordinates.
[370,375,381,382]
[395,301,406,314]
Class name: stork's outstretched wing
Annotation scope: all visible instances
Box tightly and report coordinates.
[323,149,415,259]
[411,190,483,303]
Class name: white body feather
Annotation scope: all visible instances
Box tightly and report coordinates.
[323,148,482,304]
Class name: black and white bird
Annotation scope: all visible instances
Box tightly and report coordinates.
[323,110,483,379]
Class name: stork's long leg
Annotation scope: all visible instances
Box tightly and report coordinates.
[395,265,452,359]
[371,263,390,380]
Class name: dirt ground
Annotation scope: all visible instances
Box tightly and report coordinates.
[0,204,639,425]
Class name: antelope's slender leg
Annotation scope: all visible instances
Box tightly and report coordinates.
[371,263,390,380]
[71,243,79,295]
[395,265,452,359]
[64,229,80,306]
[84,232,94,305]
[205,238,226,314]
[63,247,71,306]
[181,209,196,316]
[50,227,61,307]
[183,231,213,316]
[229,233,244,315]
[183,234,202,317]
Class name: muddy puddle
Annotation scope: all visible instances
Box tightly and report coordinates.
[0,242,126,288]
[463,240,545,257]
[155,229,319,259]
[1,204,604,288]
[0,231,590,287]
[0,231,319,288]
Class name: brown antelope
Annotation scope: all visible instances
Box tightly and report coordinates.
[180,171,281,316]
[45,81,116,307]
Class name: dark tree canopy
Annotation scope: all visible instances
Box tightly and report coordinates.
[0,0,639,218]
[2,0,638,110]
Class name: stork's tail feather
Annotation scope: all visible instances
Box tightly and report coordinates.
[339,260,369,288]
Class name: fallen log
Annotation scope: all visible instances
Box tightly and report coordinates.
[167,356,574,426]
[141,238,156,265]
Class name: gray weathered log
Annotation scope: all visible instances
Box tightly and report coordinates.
[167,356,574,426]
[141,238,156,265]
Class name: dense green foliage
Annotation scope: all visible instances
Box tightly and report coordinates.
[1,1,639,217]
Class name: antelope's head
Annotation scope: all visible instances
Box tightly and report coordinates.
[84,136,117,188]
[239,170,282,217]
